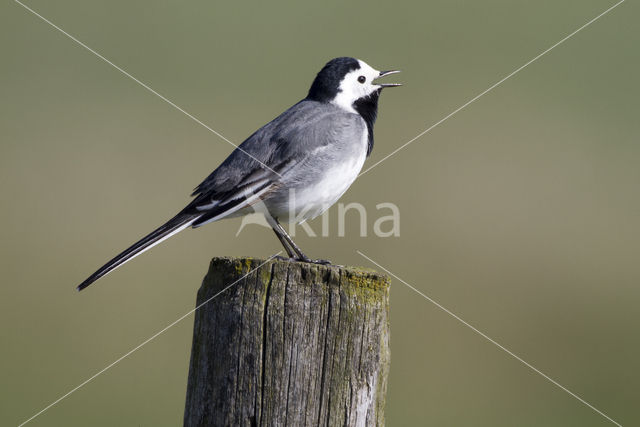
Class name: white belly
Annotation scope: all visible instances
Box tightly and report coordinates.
[273,131,368,223]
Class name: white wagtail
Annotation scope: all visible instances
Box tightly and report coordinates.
[77,57,401,290]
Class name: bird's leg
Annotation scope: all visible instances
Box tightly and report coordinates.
[266,215,296,259]
[272,219,331,265]
[273,220,310,261]
[271,226,296,258]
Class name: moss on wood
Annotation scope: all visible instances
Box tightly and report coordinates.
[184,257,390,427]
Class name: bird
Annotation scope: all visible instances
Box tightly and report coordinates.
[77,57,401,291]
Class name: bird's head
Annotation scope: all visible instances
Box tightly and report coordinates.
[307,57,401,113]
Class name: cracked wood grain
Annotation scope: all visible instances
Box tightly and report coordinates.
[184,257,390,427]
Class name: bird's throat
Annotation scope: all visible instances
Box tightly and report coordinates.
[352,90,380,156]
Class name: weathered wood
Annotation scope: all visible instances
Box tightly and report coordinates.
[184,257,390,427]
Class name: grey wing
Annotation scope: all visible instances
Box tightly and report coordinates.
[269,102,367,188]
[184,100,364,225]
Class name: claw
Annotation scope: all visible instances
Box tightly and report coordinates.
[294,256,332,265]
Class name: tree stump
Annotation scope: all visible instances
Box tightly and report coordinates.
[184,257,391,427]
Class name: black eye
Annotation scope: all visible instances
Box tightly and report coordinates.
[357,75,366,84]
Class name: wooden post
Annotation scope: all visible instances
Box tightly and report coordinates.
[184,257,390,427]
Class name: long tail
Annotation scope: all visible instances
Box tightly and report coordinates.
[76,213,200,291]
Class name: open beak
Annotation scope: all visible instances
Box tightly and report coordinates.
[375,70,402,88]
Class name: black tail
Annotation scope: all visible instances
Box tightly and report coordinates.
[76,214,199,291]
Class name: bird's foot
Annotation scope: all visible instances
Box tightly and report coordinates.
[295,256,332,265]
[273,255,332,265]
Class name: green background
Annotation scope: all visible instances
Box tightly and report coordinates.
[1,0,638,425]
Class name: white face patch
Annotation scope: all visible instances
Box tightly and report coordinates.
[331,59,382,113]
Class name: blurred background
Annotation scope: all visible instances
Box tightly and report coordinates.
[1,0,638,425]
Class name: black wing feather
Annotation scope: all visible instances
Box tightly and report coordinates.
[76,213,199,291]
